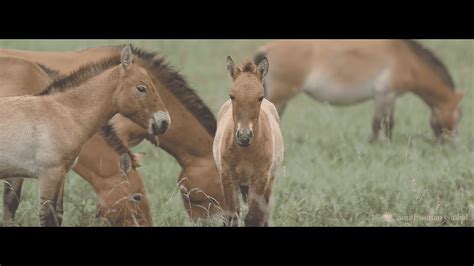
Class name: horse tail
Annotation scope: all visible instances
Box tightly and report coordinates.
[253,49,268,97]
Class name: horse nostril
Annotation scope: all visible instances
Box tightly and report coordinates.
[152,122,160,135]
[129,194,143,202]
[236,129,253,147]
[160,119,169,131]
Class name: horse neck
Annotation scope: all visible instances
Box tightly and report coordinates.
[150,86,216,168]
[72,133,153,225]
[410,81,456,110]
[47,68,120,143]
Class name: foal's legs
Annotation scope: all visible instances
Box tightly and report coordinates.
[38,168,66,227]
[370,91,396,143]
[221,172,240,227]
[3,178,24,221]
[245,175,270,227]
[54,177,66,226]
[262,175,276,227]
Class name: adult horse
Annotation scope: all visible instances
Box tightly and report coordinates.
[254,40,465,142]
[213,57,284,226]
[0,46,169,226]
[0,45,224,219]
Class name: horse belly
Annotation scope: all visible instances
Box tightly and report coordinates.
[0,145,38,178]
[0,121,61,179]
[302,71,375,105]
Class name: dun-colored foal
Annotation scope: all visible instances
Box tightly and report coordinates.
[0,45,169,226]
[213,57,284,226]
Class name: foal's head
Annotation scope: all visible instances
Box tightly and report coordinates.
[116,45,170,136]
[430,91,465,140]
[226,56,269,147]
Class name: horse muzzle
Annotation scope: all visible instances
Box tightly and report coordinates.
[236,128,254,147]
[149,111,171,135]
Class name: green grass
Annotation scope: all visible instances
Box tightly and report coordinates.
[0,40,473,226]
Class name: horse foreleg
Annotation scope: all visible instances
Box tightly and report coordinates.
[3,178,24,222]
[54,176,66,226]
[221,172,239,227]
[370,92,396,143]
[245,176,270,227]
[383,111,395,141]
[38,169,66,227]
[262,175,276,227]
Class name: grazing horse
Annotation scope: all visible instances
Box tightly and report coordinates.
[0,45,170,226]
[213,57,284,226]
[0,56,153,226]
[254,40,466,142]
[0,45,224,219]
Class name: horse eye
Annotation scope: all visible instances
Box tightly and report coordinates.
[258,96,264,101]
[229,94,235,100]
[136,85,147,93]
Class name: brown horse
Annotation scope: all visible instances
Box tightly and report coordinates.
[0,45,169,226]
[254,40,466,142]
[0,45,224,220]
[0,56,153,226]
[213,57,284,226]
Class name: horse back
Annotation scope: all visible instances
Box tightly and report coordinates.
[0,56,51,96]
[258,40,444,98]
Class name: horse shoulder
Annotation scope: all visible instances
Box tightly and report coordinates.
[260,100,284,170]
[216,99,232,122]
[262,99,280,124]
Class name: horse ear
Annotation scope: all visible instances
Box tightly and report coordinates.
[133,152,146,167]
[119,153,132,175]
[226,56,239,79]
[120,44,133,69]
[256,57,269,80]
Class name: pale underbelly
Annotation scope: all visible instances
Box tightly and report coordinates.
[303,84,374,105]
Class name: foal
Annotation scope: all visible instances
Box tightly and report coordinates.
[213,57,284,226]
[0,45,170,226]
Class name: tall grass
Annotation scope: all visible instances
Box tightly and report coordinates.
[0,40,472,226]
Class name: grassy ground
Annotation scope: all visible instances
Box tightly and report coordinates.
[0,40,472,226]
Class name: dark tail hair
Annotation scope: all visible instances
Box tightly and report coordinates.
[253,50,268,97]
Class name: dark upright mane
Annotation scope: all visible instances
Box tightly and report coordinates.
[127,45,217,136]
[100,122,135,162]
[35,63,61,80]
[35,55,121,96]
[241,59,257,73]
[403,40,455,90]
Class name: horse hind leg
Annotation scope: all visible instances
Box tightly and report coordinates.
[3,178,25,222]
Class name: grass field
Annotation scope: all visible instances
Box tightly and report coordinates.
[0,40,472,226]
